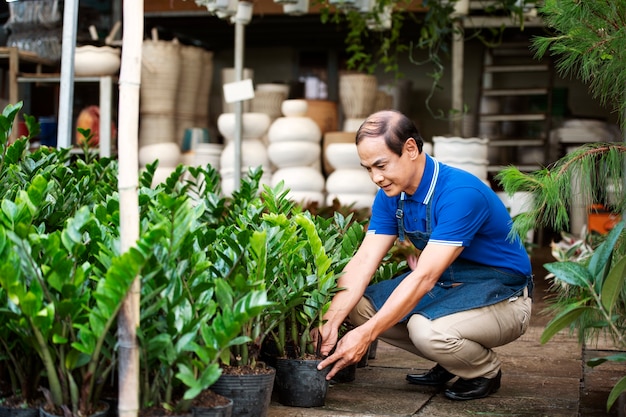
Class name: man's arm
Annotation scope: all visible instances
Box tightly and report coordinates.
[317,233,397,355]
[318,243,464,379]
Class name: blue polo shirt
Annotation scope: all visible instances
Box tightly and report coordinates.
[367,154,531,277]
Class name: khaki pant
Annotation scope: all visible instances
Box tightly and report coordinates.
[349,288,532,379]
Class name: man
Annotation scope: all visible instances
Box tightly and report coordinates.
[316,110,533,401]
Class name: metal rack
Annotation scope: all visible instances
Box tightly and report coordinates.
[476,42,554,173]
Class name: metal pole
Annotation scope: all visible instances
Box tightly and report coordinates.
[57,0,79,149]
[451,20,464,137]
[233,21,244,190]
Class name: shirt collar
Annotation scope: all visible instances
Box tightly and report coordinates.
[405,153,439,205]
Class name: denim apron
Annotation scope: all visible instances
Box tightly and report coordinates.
[364,193,533,321]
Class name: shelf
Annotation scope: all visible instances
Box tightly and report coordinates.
[16,72,115,158]
[480,113,547,122]
[488,139,545,147]
[482,87,549,97]
[18,73,115,83]
[484,64,550,73]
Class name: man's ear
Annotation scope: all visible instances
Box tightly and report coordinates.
[405,137,420,159]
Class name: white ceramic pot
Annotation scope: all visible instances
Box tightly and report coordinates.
[443,159,489,181]
[286,191,325,206]
[139,142,181,168]
[326,169,377,194]
[433,136,489,161]
[217,112,271,142]
[220,170,272,197]
[281,99,308,117]
[326,192,375,210]
[325,143,361,170]
[496,191,535,218]
[267,141,321,168]
[193,143,224,169]
[271,166,325,192]
[267,116,322,143]
[220,139,270,172]
[75,45,121,76]
[151,166,179,187]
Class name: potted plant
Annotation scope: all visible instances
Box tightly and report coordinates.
[135,163,274,417]
[0,102,141,417]
[0,104,273,417]
[496,1,626,412]
[244,184,366,407]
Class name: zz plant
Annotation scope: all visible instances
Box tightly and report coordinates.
[0,103,272,416]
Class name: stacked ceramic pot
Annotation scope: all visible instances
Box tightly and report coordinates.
[325,141,378,210]
[138,142,182,188]
[218,112,272,197]
[267,99,325,207]
[433,136,490,187]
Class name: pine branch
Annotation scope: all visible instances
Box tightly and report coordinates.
[496,143,626,240]
[533,0,626,128]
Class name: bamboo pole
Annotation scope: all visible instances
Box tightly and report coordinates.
[117,1,143,417]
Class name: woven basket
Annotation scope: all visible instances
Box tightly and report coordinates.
[139,113,176,147]
[141,39,181,114]
[339,74,378,119]
[176,44,206,117]
[195,49,214,122]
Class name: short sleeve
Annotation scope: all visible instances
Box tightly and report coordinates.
[429,186,490,246]
[366,189,399,236]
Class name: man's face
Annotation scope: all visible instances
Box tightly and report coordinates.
[357,136,418,196]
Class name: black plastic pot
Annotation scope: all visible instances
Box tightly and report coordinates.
[210,368,275,417]
[332,363,357,383]
[39,402,110,417]
[192,398,233,417]
[0,406,39,417]
[274,358,330,407]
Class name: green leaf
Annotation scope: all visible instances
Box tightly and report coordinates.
[587,352,626,367]
[540,305,590,344]
[607,375,626,411]
[543,261,593,287]
[588,220,625,280]
[600,255,626,314]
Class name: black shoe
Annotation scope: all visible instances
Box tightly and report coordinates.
[444,370,502,401]
[406,364,455,386]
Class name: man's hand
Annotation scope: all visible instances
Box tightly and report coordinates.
[312,323,339,357]
[317,326,371,380]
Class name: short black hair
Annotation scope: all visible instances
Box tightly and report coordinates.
[355,110,424,156]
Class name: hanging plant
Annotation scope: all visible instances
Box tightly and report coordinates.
[317,0,541,117]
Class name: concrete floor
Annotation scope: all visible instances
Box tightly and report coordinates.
[267,247,626,417]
